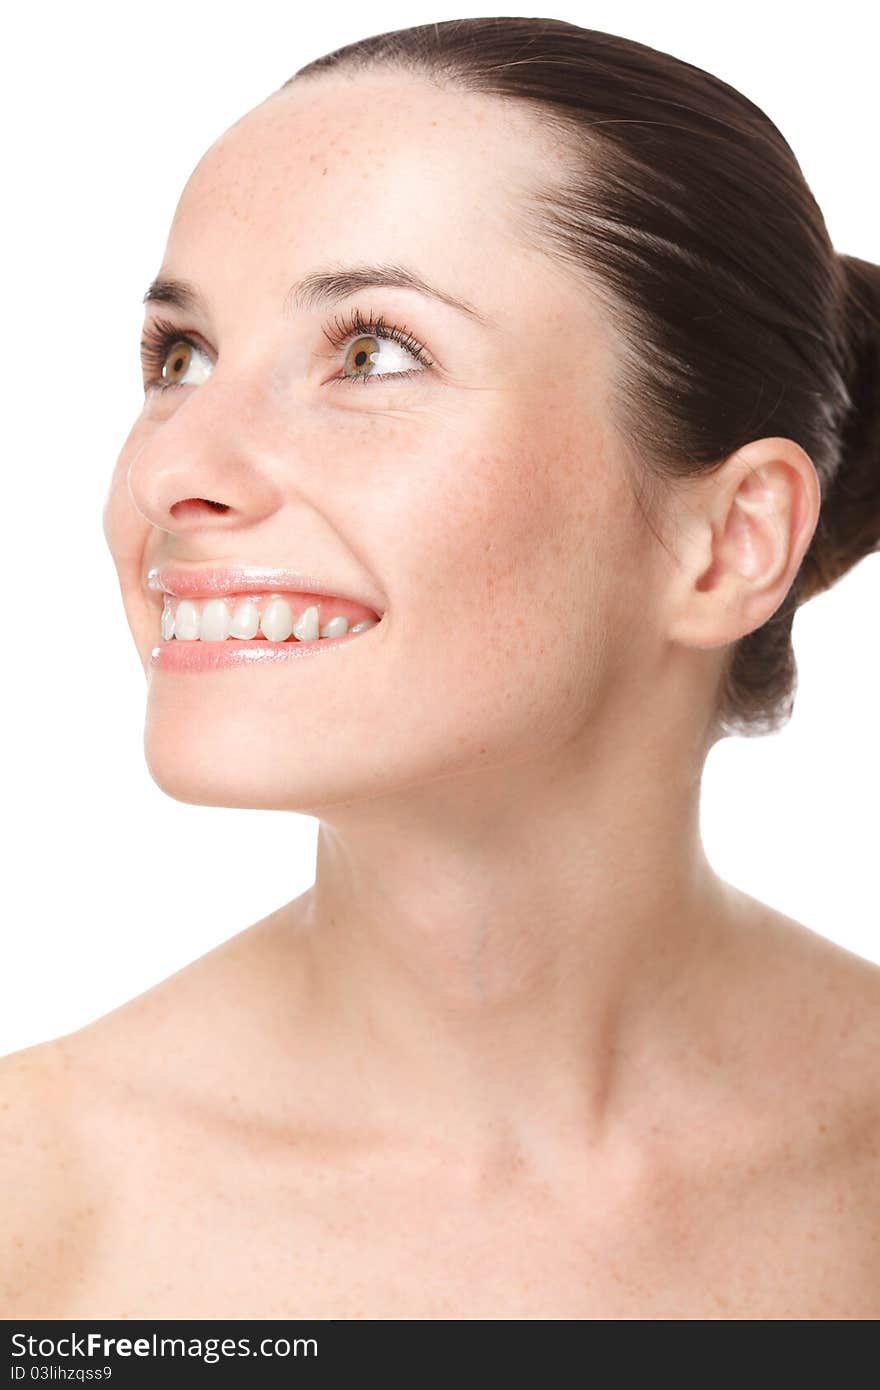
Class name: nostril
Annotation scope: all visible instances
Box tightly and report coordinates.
[170,498,231,519]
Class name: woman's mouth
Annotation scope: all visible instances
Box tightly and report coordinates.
[150,591,382,673]
[159,591,379,644]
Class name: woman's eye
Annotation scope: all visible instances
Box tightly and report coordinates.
[155,338,213,390]
[141,319,214,394]
[141,309,433,396]
[335,332,427,385]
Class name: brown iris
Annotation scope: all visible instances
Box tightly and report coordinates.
[343,335,380,379]
[161,341,193,386]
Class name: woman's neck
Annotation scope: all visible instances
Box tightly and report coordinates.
[276,716,740,1169]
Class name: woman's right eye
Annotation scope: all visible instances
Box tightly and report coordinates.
[141,321,213,393]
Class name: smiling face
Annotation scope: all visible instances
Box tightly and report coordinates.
[103,70,663,814]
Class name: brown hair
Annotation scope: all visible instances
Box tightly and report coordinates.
[283,17,880,738]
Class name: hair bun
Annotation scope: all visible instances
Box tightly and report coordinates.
[799,253,880,603]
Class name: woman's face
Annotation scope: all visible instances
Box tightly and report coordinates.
[103,72,659,813]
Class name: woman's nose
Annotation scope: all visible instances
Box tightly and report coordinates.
[125,383,286,535]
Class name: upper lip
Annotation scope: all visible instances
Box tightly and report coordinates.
[146,566,384,618]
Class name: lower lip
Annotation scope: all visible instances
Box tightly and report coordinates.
[150,627,376,673]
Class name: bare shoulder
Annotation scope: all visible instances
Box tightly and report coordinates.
[0,927,267,1319]
[741,894,880,1073]
[0,1038,94,1316]
[738,893,880,1114]
[794,921,880,1311]
[731,894,880,1304]
[811,925,880,1190]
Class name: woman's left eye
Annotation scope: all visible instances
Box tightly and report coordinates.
[140,307,434,396]
[322,308,434,386]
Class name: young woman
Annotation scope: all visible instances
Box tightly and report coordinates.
[3,17,878,1319]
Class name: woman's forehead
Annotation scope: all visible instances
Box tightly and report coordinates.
[155,76,616,379]
[174,76,549,241]
[159,86,568,330]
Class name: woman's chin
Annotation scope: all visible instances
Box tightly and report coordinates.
[141,729,385,814]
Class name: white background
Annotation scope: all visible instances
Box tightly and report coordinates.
[2,1,877,1056]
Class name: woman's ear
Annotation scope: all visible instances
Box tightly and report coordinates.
[664,437,821,651]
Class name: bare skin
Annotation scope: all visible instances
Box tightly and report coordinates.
[2,890,880,1319]
[2,72,877,1319]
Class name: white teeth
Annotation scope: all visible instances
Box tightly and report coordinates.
[174,599,200,641]
[199,598,231,641]
[292,604,320,642]
[160,593,381,644]
[228,600,260,639]
[260,598,294,642]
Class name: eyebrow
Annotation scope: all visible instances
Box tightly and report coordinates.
[142,264,496,329]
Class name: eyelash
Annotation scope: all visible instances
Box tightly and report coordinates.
[140,307,434,394]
